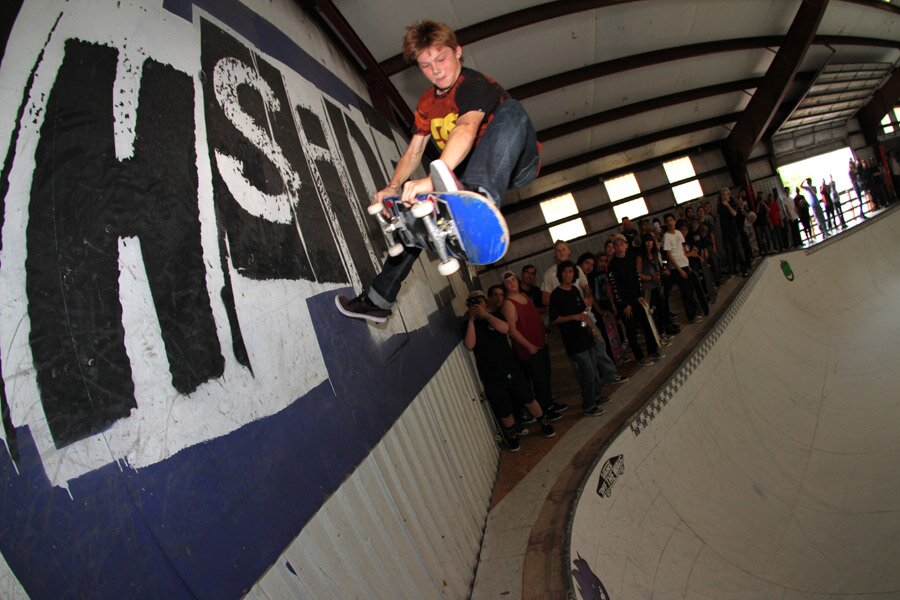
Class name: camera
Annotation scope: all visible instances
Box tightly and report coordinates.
[466,297,483,307]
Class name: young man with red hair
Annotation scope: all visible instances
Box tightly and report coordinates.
[337,20,540,323]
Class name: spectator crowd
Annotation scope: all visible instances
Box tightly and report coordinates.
[464,159,896,452]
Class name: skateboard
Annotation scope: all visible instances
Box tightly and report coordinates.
[688,270,710,316]
[368,190,509,276]
[637,298,663,350]
[598,309,624,363]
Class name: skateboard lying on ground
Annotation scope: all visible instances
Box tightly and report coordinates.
[368,190,509,276]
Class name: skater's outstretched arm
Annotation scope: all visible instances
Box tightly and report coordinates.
[399,110,485,204]
[374,132,430,204]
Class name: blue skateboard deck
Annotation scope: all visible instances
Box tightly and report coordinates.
[374,191,509,267]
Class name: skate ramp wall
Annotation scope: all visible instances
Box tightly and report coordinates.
[569,208,900,599]
[0,1,495,598]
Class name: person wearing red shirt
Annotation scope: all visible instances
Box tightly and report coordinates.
[501,271,566,418]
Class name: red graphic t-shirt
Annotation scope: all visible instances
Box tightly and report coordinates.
[413,67,508,149]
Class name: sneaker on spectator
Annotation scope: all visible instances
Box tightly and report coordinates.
[594,396,611,405]
[335,293,391,324]
[518,411,536,425]
[540,420,556,438]
[689,315,704,324]
[605,374,628,384]
[640,357,654,366]
[582,405,606,417]
[430,159,461,193]
[503,428,520,452]
[650,352,664,362]
[514,423,529,436]
[550,402,569,413]
[542,408,563,422]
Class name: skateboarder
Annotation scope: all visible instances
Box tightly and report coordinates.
[336,20,541,323]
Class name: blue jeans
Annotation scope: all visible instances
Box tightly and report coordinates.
[369,99,539,308]
[568,343,617,412]
[461,99,540,205]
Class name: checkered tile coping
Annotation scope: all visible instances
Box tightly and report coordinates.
[628,262,767,437]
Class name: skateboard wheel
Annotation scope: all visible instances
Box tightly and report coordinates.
[367,202,384,215]
[437,258,460,276]
[411,201,433,218]
[387,243,404,257]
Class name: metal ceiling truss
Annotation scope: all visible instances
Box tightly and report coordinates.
[308,0,898,200]
[723,0,831,182]
[378,0,900,75]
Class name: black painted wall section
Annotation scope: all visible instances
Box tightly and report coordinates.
[201,19,346,284]
[26,40,224,447]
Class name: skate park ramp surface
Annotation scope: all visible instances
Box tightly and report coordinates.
[568,208,900,599]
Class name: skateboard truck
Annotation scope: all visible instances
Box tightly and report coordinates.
[367,190,508,274]
[412,196,460,275]
[367,202,405,257]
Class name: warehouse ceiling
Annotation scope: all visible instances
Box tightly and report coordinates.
[311,0,900,210]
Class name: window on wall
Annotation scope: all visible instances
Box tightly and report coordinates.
[882,113,895,134]
[540,193,586,242]
[604,173,648,222]
[663,156,704,204]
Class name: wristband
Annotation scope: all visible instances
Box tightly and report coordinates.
[387,183,401,192]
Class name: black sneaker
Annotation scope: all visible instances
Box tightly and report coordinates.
[582,405,605,417]
[543,408,563,422]
[503,428,521,452]
[550,402,569,413]
[335,293,391,324]
[518,412,536,425]
[540,420,556,438]
[430,159,461,193]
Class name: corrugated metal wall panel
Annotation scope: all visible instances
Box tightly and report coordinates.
[251,343,498,599]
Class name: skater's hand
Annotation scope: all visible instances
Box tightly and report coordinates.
[401,176,434,206]
[373,186,399,218]
[375,186,398,203]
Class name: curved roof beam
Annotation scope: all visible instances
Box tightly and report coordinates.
[378,0,900,76]
[510,35,898,101]
[537,111,741,178]
[537,71,815,142]
[724,0,830,174]
[538,77,764,141]
[378,0,640,76]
